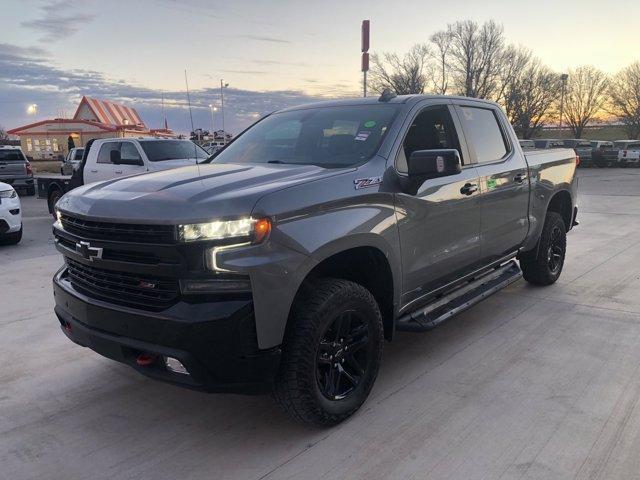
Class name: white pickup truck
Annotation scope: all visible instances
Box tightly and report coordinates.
[616,140,640,167]
[38,138,209,217]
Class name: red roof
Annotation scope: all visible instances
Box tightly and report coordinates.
[73,96,146,128]
[7,118,117,135]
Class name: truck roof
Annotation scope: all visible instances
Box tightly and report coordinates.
[278,94,500,113]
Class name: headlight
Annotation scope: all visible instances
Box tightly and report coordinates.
[178,217,271,243]
[0,189,17,199]
[55,209,62,222]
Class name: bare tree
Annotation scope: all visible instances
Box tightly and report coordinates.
[369,44,432,95]
[0,125,8,141]
[502,59,562,138]
[429,31,451,95]
[563,66,609,138]
[608,62,640,139]
[442,20,506,99]
[494,45,532,105]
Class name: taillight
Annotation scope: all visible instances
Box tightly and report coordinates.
[623,150,627,157]
[575,155,580,166]
[26,162,33,176]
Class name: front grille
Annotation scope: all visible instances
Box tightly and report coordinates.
[66,258,179,310]
[56,236,161,265]
[61,214,175,244]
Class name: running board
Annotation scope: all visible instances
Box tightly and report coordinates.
[396,260,522,332]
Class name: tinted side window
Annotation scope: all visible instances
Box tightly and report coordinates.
[120,142,141,161]
[97,142,120,164]
[458,107,508,163]
[396,106,463,173]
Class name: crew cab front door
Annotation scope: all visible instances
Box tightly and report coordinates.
[394,104,482,310]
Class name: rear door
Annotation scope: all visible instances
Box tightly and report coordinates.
[454,103,529,264]
[85,141,120,184]
[394,102,482,309]
[0,149,27,182]
[117,141,147,176]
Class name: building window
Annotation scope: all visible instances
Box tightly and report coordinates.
[52,138,59,152]
[26,138,33,152]
[34,139,40,152]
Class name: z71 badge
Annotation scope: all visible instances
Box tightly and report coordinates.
[354,176,382,189]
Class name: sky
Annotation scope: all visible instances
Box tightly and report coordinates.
[1,0,639,135]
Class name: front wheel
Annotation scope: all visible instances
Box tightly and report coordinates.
[273,278,383,426]
[48,189,62,219]
[520,211,566,286]
[1,226,22,245]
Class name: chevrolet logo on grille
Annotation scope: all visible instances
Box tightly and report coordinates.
[75,241,103,261]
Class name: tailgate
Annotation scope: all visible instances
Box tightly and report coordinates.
[0,161,26,179]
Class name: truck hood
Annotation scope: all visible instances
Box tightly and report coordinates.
[57,163,349,223]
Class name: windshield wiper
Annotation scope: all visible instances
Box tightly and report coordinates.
[267,160,287,164]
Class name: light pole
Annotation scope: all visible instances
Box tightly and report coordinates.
[220,79,229,143]
[208,104,217,138]
[559,73,568,135]
[27,103,38,116]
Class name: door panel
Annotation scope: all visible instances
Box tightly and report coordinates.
[393,104,482,311]
[396,167,482,309]
[454,104,529,263]
[475,160,529,262]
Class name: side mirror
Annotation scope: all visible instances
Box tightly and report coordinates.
[408,149,462,179]
[110,149,121,164]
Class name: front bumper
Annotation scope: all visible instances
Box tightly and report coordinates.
[53,267,281,394]
[0,196,22,233]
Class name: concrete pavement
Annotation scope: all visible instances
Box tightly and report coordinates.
[1,169,640,480]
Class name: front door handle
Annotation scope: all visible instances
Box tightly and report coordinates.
[90,169,98,173]
[514,172,527,183]
[115,170,123,174]
[460,183,478,195]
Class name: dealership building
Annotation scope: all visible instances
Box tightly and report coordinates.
[8,96,173,160]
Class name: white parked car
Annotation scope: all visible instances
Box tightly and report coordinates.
[0,181,22,245]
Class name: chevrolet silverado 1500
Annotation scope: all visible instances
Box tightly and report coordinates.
[52,93,578,426]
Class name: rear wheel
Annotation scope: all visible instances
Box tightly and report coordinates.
[273,278,383,426]
[520,211,566,285]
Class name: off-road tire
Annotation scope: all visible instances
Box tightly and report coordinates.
[48,189,62,219]
[273,278,383,427]
[520,211,566,285]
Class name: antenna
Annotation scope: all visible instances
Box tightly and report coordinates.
[378,88,397,102]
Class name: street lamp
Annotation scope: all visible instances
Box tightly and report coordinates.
[27,104,38,115]
[220,79,229,144]
[208,104,217,138]
[559,73,568,135]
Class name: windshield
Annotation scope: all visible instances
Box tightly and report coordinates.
[210,104,400,168]
[0,150,26,162]
[139,140,208,162]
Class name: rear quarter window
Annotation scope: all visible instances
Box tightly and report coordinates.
[457,106,508,163]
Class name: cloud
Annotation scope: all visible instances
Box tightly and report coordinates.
[21,0,96,42]
[0,43,321,135]
[239,34,291,44]
[221,69,269,75]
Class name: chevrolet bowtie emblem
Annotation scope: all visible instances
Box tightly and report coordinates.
[75,241,103,261]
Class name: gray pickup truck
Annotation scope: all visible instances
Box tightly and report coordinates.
[52,93,578,426]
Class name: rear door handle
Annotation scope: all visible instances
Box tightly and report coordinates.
[90,169,98,173]
[460,183,478,195]
[115,170,123,174]
[514,173,527,183]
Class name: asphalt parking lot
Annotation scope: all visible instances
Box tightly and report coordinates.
[1,168,640,480]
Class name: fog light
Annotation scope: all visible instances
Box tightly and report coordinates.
[164,356,189,375]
